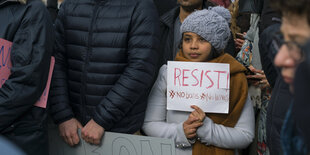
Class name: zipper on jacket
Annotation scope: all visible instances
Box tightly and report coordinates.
[80,2,102,124]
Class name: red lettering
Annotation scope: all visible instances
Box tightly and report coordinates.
[205,70,214,89]
[181,92,185,97]
[174,68,181,86]
[191,69,199,86]
[214,71,227,89]
[182,69,190,86]
[200,70,204,87]
[227,72,230,89]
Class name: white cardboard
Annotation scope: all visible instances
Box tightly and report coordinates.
[48,124,175,155]
[167,61,230,113]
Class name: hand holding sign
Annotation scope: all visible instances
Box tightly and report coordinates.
[59,118,83,146]
[81,119,105,145]
[183,115,202,139]
[190,105,206,122]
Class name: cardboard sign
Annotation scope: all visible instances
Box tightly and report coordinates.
[167,61,230,113]
[34,57,55,108]
[48,123,176,155]
[0,38,54,108]
[0,39,12,87]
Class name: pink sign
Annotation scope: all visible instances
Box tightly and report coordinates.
[34,57,55,108]
[0,39,12,87]
[0,38,55,108]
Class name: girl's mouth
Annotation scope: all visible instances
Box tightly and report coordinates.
[189,53,200,58]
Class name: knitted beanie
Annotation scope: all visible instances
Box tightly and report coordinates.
[180,6,231,52]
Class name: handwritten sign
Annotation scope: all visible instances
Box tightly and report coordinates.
[48,123,175,155]
[0,38,54,108]
[0,39,12,87]
[35,57,55,108]
[167,61,230,113]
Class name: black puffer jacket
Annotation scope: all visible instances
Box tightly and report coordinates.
[50,0,160,134]
[0,0,54,154]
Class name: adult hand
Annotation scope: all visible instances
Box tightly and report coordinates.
[58,118,83,146]
[183,114,202,139]
[81,119,105,145]
[246,66,270,89]
[190,105,206,122]
[235,38,245,51]
[235,32,246,51]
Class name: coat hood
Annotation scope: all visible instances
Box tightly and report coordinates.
[0,0,26,6]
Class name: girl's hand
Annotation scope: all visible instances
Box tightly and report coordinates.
[183,114,202,139]
[190,105,206,122]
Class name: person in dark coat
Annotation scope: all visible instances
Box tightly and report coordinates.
[259,23,294,155]
[47,0,58,22]
[0,0,54,154]
[153,0,177,16]
[157,0,235,69]
[270,0,310,153]
[49,0,160,146]
[293,40,310,152]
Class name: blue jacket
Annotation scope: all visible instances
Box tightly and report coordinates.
[50,0,160,134]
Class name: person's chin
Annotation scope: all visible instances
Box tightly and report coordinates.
[282,75,294,93]
[283,76,294,84]
[289,85,294,94]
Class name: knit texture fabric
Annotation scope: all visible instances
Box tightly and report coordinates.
[180,6,231,52]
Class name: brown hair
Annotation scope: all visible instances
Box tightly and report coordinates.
[270,0,310,25]
[228,0,240,39]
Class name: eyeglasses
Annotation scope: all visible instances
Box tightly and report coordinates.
[272,32,305,63]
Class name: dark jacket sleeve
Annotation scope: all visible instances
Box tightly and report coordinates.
[224,32,236,57]
[258,24,280,88]
[93,0,160,130]
[0,2,54,132]
[49,2,75,125]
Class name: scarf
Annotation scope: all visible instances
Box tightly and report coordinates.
[175,51,248,155]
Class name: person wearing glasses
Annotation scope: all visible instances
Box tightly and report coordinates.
[292,40,310,154]
[270,0,310,154]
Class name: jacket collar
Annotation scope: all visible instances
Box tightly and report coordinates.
[160,1,215,28]
[0,0,26,7]
[160,7,180,28]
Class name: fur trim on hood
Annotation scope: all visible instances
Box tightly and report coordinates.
[0,0,27,6]
[19,0,26,4]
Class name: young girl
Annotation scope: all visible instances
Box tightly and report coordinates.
[142,7,254,155]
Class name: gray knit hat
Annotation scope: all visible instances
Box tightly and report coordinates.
[180,6,231,52]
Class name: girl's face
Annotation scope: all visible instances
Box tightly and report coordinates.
[182,32,212,62]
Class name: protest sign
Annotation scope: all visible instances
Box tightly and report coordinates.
[0,38,12,87]
[0,38,54,108]
[167,61,230,113]
[48,123,176,155]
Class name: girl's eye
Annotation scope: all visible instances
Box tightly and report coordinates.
[184,38,191,42]
[199,38,207,42]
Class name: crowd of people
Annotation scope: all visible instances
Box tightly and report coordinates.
[0,0,309,155]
